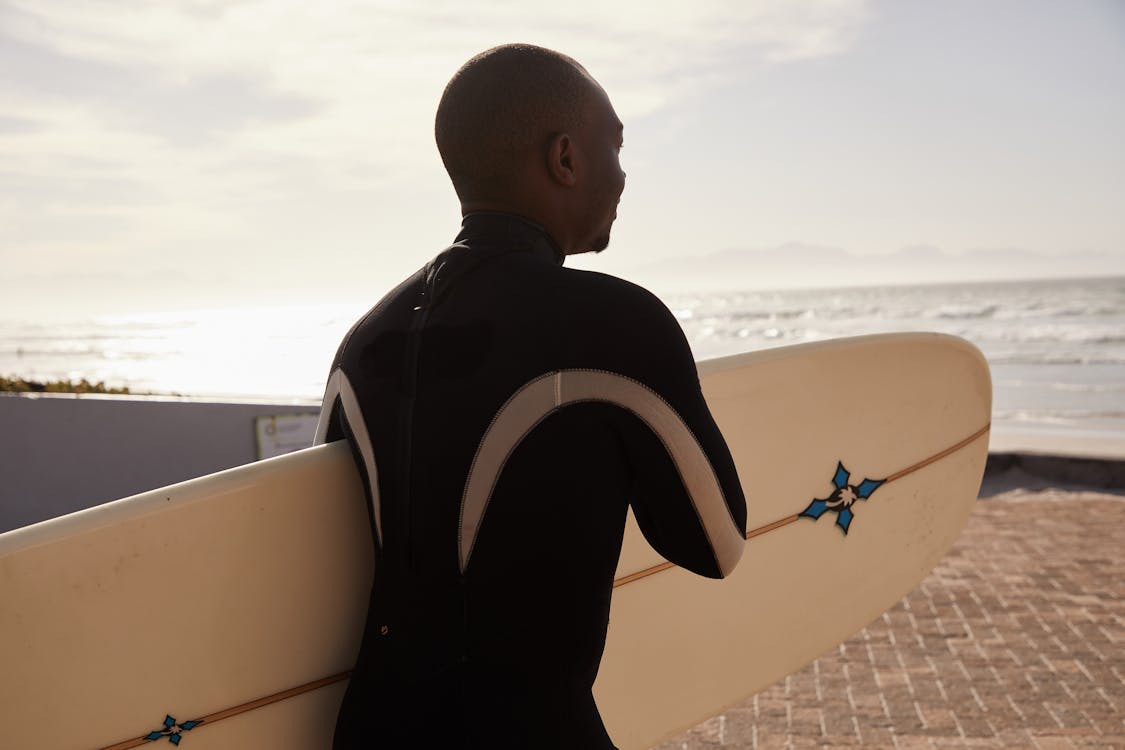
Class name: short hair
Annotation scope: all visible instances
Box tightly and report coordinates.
[435,44,593,201]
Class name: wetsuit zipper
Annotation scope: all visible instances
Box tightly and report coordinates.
[399,271,435,572]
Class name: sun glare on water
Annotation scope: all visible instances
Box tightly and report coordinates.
[71,304,369,401]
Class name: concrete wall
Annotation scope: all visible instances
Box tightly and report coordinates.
[980,452,1125,495]
[0,393,319,533]
[5,393,1122,536]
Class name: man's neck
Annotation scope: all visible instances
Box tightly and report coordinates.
[457,211,566,265]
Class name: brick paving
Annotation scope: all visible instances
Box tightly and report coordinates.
[653,489,1125,749]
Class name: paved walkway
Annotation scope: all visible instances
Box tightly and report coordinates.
[654,489,1125,749]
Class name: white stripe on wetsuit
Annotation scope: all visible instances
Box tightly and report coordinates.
[458,369,744,576]
[315,368,384,545]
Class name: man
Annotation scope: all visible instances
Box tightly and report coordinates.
[316,44,747,749]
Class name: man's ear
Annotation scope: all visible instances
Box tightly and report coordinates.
[546,132,577,187]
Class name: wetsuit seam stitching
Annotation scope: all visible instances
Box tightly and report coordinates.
[335,403,382,551]
[556,396,720,575]
[458,370,560,572]
[461,406,562,571]
[560,368,739,537]
[458,368,736,575]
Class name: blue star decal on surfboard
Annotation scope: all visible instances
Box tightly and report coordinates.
[144,715,202,745]
[798,462,884,534]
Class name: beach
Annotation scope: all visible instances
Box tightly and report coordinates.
[656,476,1125,749]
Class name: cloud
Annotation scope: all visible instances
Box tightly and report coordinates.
[0,114,43,134]
[0,0,872,174]
[2,0,872,165]
[3,1,870,118]
[0,0,872,283]
[0,28,321,146]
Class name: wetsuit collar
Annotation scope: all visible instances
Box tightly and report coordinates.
[457,212,565,266]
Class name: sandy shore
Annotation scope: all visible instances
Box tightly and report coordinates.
[654,483,1125,749]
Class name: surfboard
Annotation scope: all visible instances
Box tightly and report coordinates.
[0,332,990,750]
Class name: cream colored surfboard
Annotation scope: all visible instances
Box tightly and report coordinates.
[0,333,990,750]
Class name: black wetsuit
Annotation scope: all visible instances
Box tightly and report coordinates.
[317,212,747,749]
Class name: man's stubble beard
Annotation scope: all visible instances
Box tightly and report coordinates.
[592,232,611,254]
[591,216,615,254]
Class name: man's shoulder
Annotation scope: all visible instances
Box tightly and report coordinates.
[332,265,427,361]
[557,266,672,319]
[555,267,688,361]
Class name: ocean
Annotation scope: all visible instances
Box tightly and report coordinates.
[3,276,1123,439]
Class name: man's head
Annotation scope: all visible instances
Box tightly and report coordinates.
[435,44,625,256]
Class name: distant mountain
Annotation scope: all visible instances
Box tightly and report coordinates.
[624,244,1125,293]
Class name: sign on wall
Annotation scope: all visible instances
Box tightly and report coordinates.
[255,413,320,460]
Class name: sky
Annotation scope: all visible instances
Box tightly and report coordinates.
[2,0,1124,315]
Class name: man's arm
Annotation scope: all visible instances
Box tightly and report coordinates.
[600,283,747,579]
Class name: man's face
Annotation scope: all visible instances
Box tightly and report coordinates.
[574,83,625,254]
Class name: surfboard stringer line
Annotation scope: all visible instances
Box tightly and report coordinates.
[612,422,990,587]
[93,421,989,750]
